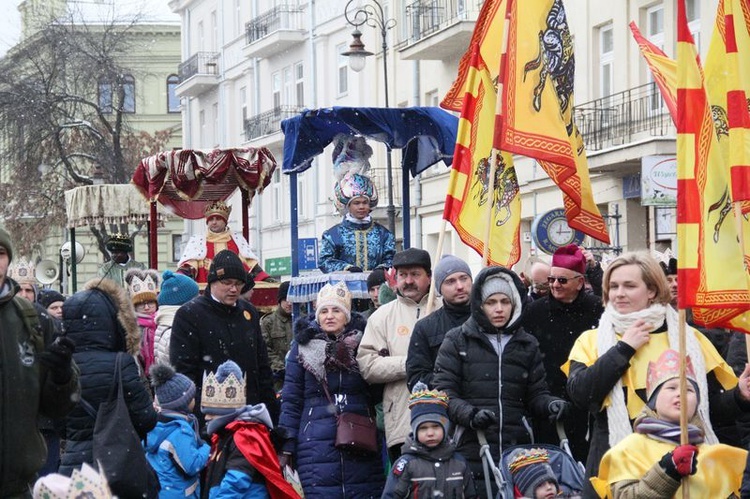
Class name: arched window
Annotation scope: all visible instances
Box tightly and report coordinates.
[167,74,180,113]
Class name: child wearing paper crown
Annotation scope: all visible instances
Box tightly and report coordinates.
[145,363,210,499]
[201,360,299,499]
[507,448,562,499]
[593,349,750,498]
[125,268,161,375]
[382,382,477,499]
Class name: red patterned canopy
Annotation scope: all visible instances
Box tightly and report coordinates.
[132,147,277,219]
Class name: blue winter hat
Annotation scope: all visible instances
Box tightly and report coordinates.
[158,270,199,306]
[150,363,196,412]
[434,255,471,294]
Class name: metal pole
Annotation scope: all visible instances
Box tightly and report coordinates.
[383,29,396,236]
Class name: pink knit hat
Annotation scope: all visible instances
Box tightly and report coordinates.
[551,244,586,274]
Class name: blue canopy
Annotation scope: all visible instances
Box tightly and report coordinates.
[280,106,458,176]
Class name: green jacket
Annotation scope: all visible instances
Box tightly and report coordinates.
[97,259,145,288]
[0,279,80,496]
[260,307,293,373]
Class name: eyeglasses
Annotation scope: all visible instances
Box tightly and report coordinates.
[547,274,583,285]
[218,279,244,289]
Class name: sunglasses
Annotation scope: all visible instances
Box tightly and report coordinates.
[547,275,583,285]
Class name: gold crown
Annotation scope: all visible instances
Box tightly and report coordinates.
[33,462,112,499]
[9,257,36,285]
[201,369,247,411]
[204,201,232,221]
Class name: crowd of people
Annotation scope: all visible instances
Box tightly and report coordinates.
[5,171,750,498]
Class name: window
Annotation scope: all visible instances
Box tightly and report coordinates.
[235,0,242,36]
[646,4,664,114]
[199,110,206,146]
[98,77,112,112]
[167,75,180,113]
[198,21,205,51]
[295,62,304,107]
[337,43,348,96]
[283,66,293,107]
[686,0,701,52]
[599,24,613,100]
[98,75,135,113]
[171,234,184,262]
[272,71,281,109]
[272,169,283,222]
[212,102,219,146]
[298,174,306,219]
[211,11,218,51]
[425,89,440,107]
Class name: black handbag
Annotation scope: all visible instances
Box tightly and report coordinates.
[80,352,160,498]
[322,382,378,454]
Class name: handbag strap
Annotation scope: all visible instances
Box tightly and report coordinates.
[321,381,337,411]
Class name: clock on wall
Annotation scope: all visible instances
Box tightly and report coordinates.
[531,209,585,255]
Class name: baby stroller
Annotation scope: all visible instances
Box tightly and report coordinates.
[478,423,585,498]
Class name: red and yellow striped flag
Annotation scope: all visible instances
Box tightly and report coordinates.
[497,0,609,244]
[441,0,522,267]
[676,0,750,326]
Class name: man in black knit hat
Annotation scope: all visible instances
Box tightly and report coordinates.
[170,250,278,429]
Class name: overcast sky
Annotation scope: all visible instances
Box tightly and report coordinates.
[0,0,178,57]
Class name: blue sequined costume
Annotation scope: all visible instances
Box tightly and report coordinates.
[318,217,395,273]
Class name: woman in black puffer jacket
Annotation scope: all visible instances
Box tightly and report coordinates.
[59,278,157,476]
[433,266,569,498]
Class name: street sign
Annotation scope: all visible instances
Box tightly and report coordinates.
[265,256,292,276]
[297,237,318,271]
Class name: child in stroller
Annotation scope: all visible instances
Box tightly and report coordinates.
[478,426,584,498]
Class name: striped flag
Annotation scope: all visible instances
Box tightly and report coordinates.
[676,0,750,326]
[629,21,677,123]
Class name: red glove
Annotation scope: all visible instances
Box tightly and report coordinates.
[661,444,699,479]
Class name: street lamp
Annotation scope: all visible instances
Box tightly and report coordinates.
[341,0,397,236]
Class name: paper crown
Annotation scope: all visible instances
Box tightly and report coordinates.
[105,233,132,252]
[204,201,232,222]
[646,349,697,401]
[32,462,112,499]
[408,382,449,411]
[9,257,36,285]
[201,367,247,411]
[507,447,552,474]
[125,268,160,306]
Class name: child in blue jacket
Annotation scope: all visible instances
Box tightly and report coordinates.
[145,363,211,499]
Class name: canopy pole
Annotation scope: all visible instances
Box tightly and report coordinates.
[679,308,690,498]
[402,169,411,248]
[290,172,301,320]
[70,228,77,294]
[242,189,250,242]
[149,200,158,268]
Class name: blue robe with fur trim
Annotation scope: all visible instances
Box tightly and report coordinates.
[318,218,395,273]
[278,314,384,498]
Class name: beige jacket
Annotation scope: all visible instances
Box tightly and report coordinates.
[357,291,441,448]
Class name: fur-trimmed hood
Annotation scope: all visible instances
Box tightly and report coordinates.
[62,277,141,356]
[470,266,527,335]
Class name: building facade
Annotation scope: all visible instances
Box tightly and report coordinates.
[169,0,717,277]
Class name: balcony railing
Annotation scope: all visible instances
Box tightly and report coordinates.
[403,0,477,43]
[244,106,304,141]
[574,83,675,152]
[245,5,305,45]
[178,52,220,81]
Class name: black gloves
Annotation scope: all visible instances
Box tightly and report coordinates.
[547,399,571,423]
[660,445,699,480]
[38,336,75,384]
[348,266,363,273]
[470,409,498,430]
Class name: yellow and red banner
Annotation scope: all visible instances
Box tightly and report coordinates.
[441,0,522,267]
[497,0,609,244]
[676,0,750,328]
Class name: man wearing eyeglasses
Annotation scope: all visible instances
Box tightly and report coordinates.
[521,244,603,462]
[170,249,278,431]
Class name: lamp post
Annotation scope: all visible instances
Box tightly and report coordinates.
[342,0,397,236]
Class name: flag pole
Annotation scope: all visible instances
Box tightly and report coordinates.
[482,0,514,266]
[678,308,690,498]
[426,218,448,315]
